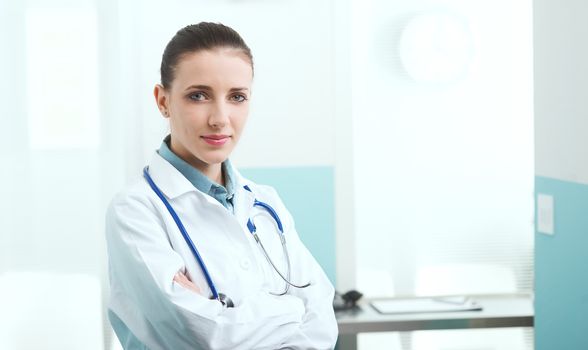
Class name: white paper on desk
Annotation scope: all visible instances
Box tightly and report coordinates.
[371,297,483,314]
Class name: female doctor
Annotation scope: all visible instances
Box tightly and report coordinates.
[105,22,338,349]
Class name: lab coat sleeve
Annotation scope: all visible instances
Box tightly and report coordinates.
[105,190,306,350]
[268,191,339,350]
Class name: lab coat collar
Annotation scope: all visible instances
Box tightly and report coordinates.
[232,172,256,225]
[147,152,257,209]
[147,152,200,199]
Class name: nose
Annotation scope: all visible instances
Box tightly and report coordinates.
[209,100,230,128]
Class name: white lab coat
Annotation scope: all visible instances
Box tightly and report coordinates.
[105,152,338,350]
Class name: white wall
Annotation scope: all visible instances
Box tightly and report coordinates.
[534,0,588,183]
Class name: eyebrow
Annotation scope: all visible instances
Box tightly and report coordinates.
[184,85,249,92]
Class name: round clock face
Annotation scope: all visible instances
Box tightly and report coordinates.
[399,12,474,83]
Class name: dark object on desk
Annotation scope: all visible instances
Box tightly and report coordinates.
[334,290,363,311]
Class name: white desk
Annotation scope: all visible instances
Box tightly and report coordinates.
[335,294,533,349]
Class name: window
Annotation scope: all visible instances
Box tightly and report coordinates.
[26,7,99,150]
[352,0,534,300]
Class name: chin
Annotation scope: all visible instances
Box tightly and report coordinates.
[201,153,230,165]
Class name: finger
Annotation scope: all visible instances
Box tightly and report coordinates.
[174,272,201,293]
[177,272,199,292]
[173,273,195,290]
[173,272,192,286]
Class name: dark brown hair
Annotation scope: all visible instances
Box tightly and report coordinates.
[160,22,254,89]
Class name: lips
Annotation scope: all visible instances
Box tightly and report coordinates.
[201,134,230,146]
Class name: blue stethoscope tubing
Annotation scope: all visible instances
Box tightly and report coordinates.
[244,185,311,294]
[142,166,310,307]
[143,166,222,302]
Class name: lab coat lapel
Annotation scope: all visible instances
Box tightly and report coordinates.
[233,176,256,234]
[147,152,196,199]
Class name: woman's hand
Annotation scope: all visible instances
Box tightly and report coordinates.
[174,271,201,294]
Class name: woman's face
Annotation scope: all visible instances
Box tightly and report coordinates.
[155,48,253,171]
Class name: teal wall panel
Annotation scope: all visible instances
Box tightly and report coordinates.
[240,166,336,284]
[535,176,588,349]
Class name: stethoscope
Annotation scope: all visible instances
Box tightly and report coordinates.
[143,166,310,308]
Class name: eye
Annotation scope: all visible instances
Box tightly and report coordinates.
[188,92,207,101]
[230,94,248,103]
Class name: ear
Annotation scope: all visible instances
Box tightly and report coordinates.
[154,84,170,118]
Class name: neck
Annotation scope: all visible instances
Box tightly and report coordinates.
[195,162,224,185]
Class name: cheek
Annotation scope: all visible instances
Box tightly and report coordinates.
[174,105,210,127]
[232,106,249,131]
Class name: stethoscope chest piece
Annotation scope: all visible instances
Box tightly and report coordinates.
[216,293,234,308]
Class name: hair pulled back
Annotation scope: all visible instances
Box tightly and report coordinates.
[160,22,253,89]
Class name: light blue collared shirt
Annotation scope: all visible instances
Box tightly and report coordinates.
[157,135,236,212]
